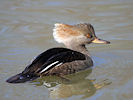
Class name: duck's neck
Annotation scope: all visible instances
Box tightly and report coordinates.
[64,43,90,56]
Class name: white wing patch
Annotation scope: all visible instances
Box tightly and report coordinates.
[40,61,59,73]
[55,62,63,67]
[39,61,63,73]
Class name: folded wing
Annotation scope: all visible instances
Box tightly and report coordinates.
[6,48,86,83]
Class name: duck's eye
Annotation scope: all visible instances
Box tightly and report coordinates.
[86,33,92,38]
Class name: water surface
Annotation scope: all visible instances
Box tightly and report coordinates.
[0,0,133,100]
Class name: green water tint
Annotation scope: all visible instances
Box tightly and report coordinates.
[31,69,111,99]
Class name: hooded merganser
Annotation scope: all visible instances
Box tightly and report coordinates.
[6,23,110,83]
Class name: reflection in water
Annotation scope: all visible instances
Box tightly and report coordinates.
[31,69,111,99]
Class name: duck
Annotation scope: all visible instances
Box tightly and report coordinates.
[6,23,110,83]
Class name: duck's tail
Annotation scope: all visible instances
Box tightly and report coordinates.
[6,73,39,83]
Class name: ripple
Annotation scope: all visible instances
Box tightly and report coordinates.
[22,25,34,33]
[0,26,8,35]
[46,1,65,6]
[93,12,121,17]
[92,56,107,67]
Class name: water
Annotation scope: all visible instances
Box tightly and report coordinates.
[0,0,133,100]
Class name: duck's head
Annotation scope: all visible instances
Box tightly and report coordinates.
[53,23,110,46]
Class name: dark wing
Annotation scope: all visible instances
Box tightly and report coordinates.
[6,48,86,83]
[22,48,86,74]
[31,48,74,65]
[22,47,74,74]
[36,50,86,74]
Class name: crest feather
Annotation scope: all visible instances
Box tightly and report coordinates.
[53,23,82,43]
[53,23,64,43]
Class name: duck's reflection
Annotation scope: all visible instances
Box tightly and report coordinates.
[31,68,111,99]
